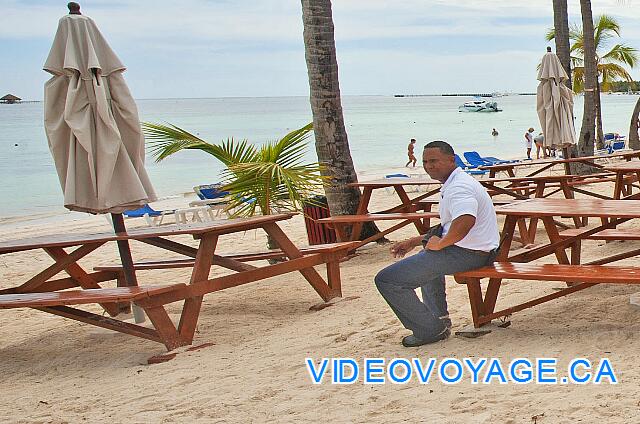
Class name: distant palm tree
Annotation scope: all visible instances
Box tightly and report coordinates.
[552,0,572,89]
[576,0,598,163]
[547,14,638,147]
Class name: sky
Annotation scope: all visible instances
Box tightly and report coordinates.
[2,0,640,100]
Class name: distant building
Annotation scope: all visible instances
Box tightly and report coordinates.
[0,94,21,104]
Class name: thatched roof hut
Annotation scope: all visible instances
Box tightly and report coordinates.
[0,94,21,104]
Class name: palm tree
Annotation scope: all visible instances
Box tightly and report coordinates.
[143,122,325,217]
[553,0,572,89]
[576,0,598,162]
[300,0,380,240]
[547,14,638,147]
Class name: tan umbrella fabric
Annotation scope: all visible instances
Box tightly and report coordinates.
[43,14,156,214]
[536,52,577,149]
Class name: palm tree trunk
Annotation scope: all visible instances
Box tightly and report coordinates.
[595,80,605,149]
[301,0,380,240]
[629,97,640,150]
[575,0,598,175]
[553,0,572,89]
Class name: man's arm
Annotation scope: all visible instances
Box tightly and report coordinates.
[425,214,476,251]
[389,235,423,258]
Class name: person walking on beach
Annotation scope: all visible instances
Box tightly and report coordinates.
[375,140,500,347]
[533,132,545,159]
[405,138,417,167]
[524,127,534,159]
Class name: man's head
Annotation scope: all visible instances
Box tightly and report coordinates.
[528,127,534,133]
[410,138,416,144]
[422,141,456,182]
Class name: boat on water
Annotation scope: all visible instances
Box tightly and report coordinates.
[458,100,502,112]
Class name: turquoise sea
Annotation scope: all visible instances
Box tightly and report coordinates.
[1,94,638,219]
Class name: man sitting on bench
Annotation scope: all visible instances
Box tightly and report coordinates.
[375,141,500,347]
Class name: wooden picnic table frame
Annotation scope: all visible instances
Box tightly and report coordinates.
[344,178,442,243]
[461,198,640,326]
[0,214,354,350]
[604,161,640,200]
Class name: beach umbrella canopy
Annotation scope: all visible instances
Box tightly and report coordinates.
[43,11,156,214]
[536,51,577,150]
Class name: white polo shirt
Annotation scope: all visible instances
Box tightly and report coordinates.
[439,168,500,251]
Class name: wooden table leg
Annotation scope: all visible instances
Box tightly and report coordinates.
[395,186,426,233]
[483,215,518,316]
[178,233,218,344]
[559,179,583,229]
[262,222,334,301]
[613,173,624,200]
[349,188,372,241]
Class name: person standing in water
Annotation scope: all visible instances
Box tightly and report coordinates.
[406,138,417,167]
[524,127,534,159]
[491,128,499,136]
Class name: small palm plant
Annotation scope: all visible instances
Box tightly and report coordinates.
[143,122,325,218]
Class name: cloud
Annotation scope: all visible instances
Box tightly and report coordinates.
[2,0,639,99]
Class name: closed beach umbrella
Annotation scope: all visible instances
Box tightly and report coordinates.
[43,6,156,214]
[42,3,154,321]
[536,50,577,151]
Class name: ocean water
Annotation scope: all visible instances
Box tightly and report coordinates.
[1,94,638,219]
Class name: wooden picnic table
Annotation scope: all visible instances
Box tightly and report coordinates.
[316,178,442,248]
[604,161,640,199]
[454,198,640,329]
[0,214,357,351]
[480,150,640,178]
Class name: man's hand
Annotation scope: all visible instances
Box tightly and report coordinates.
[425,235,444,251]
[389,236,422,258]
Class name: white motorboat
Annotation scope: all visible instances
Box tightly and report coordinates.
[458,100,502,112]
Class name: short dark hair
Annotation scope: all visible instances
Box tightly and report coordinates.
[410,138,416,142]
[424,140,455,156]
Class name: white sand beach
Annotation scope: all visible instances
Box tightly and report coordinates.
[2,162,640,423]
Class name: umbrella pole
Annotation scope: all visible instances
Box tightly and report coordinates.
[111,213,146,323]
[562,146,572,175]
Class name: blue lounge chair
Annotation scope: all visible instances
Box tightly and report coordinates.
[384,173,420,193]
[465,151,519,166]
[483,156,520,165]
[463,151,492,167]
[123,204,174,226]
[194,183,229,201]
[454,154,486,175]
[607,140,626,154]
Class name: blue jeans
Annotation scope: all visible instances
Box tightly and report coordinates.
[375,245,496,341]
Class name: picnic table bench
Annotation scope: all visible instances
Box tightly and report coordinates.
[0,214,358,352]
[317,212,439,249]
[453,198,640,330]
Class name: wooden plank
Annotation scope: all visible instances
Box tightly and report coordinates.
[0,285,186,308]
[263,222,333,301]
[16,243,104,293]
[317,212,439,223]
[45,246,120,316]
[496,198,640,218]
[38,305,164,344]
[188,253,329,298]
[93,242,359,272]
[178,233,218,344]
[0,271,118,295]
[455,262,640,283]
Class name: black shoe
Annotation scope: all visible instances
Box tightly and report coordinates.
[401,329,450,347]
